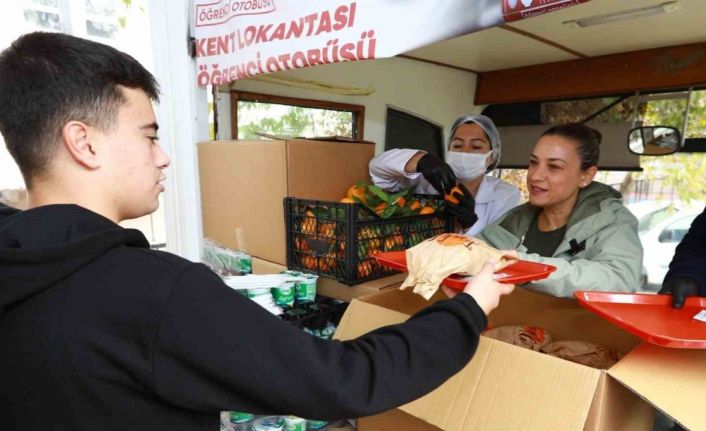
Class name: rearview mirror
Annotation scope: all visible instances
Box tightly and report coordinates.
[628,126,681,156]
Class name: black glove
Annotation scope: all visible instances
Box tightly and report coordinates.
[658,276,700,309]
[444,183,478,229]
[416,153,456,195]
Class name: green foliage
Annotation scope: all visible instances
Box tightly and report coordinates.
[637,154,706,203]
[633,90,706,204]
[237,101,353,139]
[117,0,135,28]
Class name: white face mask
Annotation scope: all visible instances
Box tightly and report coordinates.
[445,151,491,181]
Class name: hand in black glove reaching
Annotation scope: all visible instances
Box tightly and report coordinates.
[416,153,456,195]
[658,276,700,309]
[444,183,479,230]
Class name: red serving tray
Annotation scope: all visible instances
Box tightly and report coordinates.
[574,291,706,349]
[374,251,556,290]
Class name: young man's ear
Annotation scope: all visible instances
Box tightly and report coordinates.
[62,121,101,169]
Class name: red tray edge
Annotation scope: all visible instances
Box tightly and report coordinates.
[574,292,706,349]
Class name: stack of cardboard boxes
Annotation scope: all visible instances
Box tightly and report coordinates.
[197,138,405,301]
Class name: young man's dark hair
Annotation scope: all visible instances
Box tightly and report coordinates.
[0,31,159,186]
[0,32,512,431]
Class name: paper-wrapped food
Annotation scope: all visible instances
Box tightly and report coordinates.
[483,325,624,369]
[542,341,623,369]
[483,325,552,351]
[401,233,518,299]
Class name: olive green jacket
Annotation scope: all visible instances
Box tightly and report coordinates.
[478,182,643,297]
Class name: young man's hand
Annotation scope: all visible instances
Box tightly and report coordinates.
[658,277,700,309]
[443,260,515,315]
[501,250,519,260]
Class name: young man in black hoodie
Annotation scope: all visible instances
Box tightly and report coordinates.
[0,32,514,431]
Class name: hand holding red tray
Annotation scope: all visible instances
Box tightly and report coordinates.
[574,291,706,349]
[374,251,556,291]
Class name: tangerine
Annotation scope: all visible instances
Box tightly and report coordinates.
[407,200,422,211]
[301,210,317,235]
[374,202,389,215]
[357,262,372,278]
[346,184,367,203]
[384,234,404,251]
[444,185,463,205]
[393,197,406,207]
[301,255,317,270]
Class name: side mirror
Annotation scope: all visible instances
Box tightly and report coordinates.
[628,126,681,156]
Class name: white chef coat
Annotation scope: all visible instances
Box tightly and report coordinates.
[369,148,521,236]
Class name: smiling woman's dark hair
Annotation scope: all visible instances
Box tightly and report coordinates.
[541,123,601,170]
[0,32,159,187]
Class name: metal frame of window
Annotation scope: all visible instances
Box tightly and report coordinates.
[383,106,444,159]
[22,0,119,39]
[230,90,366,141]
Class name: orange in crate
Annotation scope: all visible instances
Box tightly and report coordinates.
[346,185,367,203]
[374,202,389,216]
[285,197,454,285]
[384,234,404,251]
[407,200,422,211]
[393,196,407,207]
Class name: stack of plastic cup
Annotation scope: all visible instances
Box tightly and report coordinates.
[283,416,306,431]
[295,274,318,304]
[271,282,295,308]
[228,411,256,431]
[252,416,285,431]
[246,288,282,315]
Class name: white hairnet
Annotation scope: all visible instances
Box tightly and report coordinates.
[447,114,502,172]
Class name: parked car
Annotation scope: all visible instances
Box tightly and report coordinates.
[627,201,705,291]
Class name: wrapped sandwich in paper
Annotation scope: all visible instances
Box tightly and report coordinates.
[401,233,518,299]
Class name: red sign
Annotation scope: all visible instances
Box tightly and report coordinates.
[196,0,277,28]
[503,0,592,22]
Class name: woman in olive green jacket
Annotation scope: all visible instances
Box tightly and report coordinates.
[478,124,642,298]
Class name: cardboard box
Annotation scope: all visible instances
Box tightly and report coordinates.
[198,139,374,265]
[336,287,706,431]
[251,256,401,302]
[251,256,288,275]
[361,409,441,431]
[317,273,405,303]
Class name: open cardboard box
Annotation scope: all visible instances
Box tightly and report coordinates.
[335,286,706,431]
[198,139,374,265]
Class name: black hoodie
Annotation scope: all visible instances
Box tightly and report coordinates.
[0,203,487,431]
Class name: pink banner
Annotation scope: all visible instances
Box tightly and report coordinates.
[193,0,592,86]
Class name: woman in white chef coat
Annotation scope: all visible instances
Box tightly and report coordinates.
[369,114,521,236]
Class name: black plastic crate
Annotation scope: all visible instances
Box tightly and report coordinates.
[284,197,453,285]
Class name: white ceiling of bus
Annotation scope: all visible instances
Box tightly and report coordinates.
[404,0,706,72]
